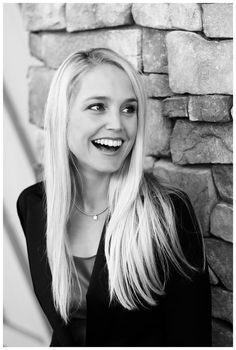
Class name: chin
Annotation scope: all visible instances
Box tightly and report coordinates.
[96,160,126,174]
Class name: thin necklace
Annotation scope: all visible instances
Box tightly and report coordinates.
[74,203,108,221]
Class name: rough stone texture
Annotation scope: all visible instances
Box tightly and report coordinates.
[142,29,168,73]
[212,319,233,347]
[144,100,172,157]
[211,286,233,324]
[188,95,233,122]
[143,74,174,98]
[163,96,188,118]
[166,31,233,94]
[209,267,219,286]
[205,239,232,291]
[210,203,233,243]
[21,4,66,31]
[28,66,55,129]
[132,3,202,31]
[66,3,132,32]
[163,95,233,122]
[212,165,233,204]
[170,121,233,165]
[202,4,233,38]
[29,33,43,62]
[29,29,141,69]
[144,156,155,173]
[153,159,217,234]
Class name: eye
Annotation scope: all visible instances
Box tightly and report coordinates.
[88,103,105,112]
[122,105,137,114]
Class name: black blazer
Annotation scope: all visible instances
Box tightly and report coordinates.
[16,181,212,347]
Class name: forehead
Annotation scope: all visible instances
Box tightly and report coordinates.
[75,64,136,101]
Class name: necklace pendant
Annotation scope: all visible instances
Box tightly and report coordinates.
[93,215,98,220]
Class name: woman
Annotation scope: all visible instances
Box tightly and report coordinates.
[17,48,211,346]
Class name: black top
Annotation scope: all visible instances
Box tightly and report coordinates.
[16,180,212,347]
[70,255,96,345]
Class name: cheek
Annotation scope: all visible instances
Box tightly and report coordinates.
[128,116,138,141]
[67,125,75,149]
[124,119,138,155]
[67,123,82,153]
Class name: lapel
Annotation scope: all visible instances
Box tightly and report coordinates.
[26,182,109,344]
[24,187,75,345]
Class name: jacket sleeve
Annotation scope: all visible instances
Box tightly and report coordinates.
[162,191,212,346]
[16,188,28,238]
[16,185,76,347]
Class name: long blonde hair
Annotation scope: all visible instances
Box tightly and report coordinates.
[43,48,204,323]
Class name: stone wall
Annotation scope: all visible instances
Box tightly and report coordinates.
[21,3,233,346]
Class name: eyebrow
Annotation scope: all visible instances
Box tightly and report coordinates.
[84,96,138,103]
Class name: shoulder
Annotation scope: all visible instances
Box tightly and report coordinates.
[17,181,45,202]
[144,171,197,228]
[168,189,201,238]
[143,172,204,269]
[143,172,192,215]
[16,182,46,237]
[168,189,205,271]
[17,181,45,210]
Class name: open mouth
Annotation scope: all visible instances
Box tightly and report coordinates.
[91,138,124,153]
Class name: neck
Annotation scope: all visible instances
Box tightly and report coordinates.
[76,169,110,213]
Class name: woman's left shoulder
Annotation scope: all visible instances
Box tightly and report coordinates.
[167,188,200,235]
[168,188,205,271]
[143,171,195,218]
[143,172,204,269]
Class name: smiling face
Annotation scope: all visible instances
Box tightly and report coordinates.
[67,64,138,177]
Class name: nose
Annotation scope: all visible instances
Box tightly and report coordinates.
[105,108,123,131]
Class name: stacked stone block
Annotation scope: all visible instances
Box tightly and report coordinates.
[21,3,233,346]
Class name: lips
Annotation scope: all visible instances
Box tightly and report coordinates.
[91,138,124,153]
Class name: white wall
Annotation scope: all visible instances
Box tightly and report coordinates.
[3,4,51,346]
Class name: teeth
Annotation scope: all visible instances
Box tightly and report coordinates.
[93,139,123,147]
